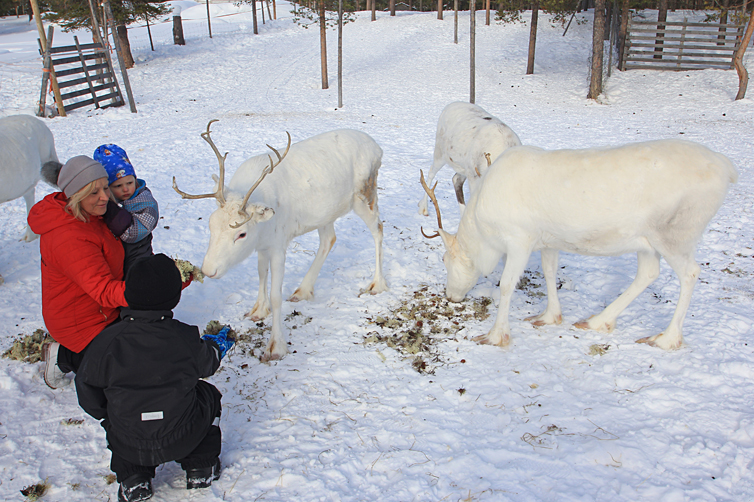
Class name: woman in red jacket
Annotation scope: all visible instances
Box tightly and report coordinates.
[29,155,131,389]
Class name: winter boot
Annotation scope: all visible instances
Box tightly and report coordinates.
[117,473,153,502]
[186,458,221,489]
[42,341,70,389]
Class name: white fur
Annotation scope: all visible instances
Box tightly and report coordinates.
[418,102,521,216]
[199,129,387,362]
[0,115,58,243]
[432,139,738,350]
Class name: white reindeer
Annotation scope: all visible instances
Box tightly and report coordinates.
[174,120,387,362]
[421,139,737,350]
[0,115,59,243]
[418,102,521,217]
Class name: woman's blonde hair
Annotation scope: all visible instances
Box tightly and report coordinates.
[65,179,100,222]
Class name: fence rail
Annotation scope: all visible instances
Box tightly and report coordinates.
[621,18,744,71]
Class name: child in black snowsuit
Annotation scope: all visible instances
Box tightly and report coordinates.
[75,253,235,502]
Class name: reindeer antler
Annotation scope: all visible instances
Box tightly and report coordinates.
[172,119,228,205]
[229,132,292,229]
[419,169,443,239]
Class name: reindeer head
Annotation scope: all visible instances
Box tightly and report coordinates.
[173,120,290,279]
[420,170,479,302]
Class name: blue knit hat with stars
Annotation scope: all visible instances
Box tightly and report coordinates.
[93,144,136,186]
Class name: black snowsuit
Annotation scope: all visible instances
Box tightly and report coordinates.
[75,308,223,481]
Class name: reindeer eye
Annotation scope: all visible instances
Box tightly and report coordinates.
[234,232,247,242]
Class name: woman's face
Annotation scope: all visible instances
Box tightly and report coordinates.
[79,178,111,217]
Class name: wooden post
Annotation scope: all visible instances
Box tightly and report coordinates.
[88,0,117,105]
[173,15,186,44]
[146,16,155,51]
[734,8,754,99]
[320,0,328,89]
[104,0,137,112]
[206,0,213,38]
[37,26,53,117]
[587,0,606,99]
[470,0,475,103]
[438,0,443,19]
[391,0,396,15]
[372,0,376,21]
[454,0,458,43]
[338,0,343,107]
[526,0,538,74]
[486,0,490,25]
[29,0,65,116]
[252,0,259,34]
[273,0,277,19]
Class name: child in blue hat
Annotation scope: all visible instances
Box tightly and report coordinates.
[94,144,159,275]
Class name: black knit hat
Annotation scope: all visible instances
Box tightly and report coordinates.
[124,254,182,311]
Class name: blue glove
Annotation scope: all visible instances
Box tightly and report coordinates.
[202,326,235,360]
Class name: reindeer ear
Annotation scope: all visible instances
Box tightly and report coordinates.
[250,205,275,223]
[439,229,456,250]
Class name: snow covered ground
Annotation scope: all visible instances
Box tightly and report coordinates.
[1,3,753,501]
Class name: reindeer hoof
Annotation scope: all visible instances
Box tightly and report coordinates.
[573,321,590,330]
[636,334,683,350]
[261,350,286,363]
[472,333,510,347]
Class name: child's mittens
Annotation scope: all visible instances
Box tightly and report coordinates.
[103,200,132,236]
[202,326,235,359]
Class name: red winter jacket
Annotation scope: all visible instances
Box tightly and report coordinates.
[28,192,127,353]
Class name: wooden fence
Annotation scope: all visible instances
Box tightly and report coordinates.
[46,36,125,113]
[620,18,745,71]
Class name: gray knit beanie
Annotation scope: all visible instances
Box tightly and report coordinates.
[58,156,108,198]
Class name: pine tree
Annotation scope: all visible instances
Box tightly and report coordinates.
[42,0,169,68]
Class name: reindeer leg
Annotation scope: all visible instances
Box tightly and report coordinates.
[525,248,563,326]
[262,251,288,362]
[353,194,387,295]
[474,244,532,347]
[21,187,38,242]
[247,252,271,321]
[577,249,660,333]
[289,223,336,302]
[637,251,699,350]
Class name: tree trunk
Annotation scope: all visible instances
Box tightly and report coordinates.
[320,0,328,89]
[391,0,396,15]
[527,0,539,74]
[252,0,258,34]
[486,0,490,25]
[618,0,629,70]
[372,0,376,21]
[588,0,606,99]
[734,7,754,99]
[438,0,443,19]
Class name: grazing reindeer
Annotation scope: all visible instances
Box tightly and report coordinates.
[421,139,737,350]
[0,115,59,243]
[418,102,521,217]
[174,120,387,362]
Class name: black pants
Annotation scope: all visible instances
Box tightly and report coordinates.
[56,318,121,374]
[111,423,222,483]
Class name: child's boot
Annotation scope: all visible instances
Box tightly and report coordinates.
[186,457,221,489]
[118,473,153,502]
